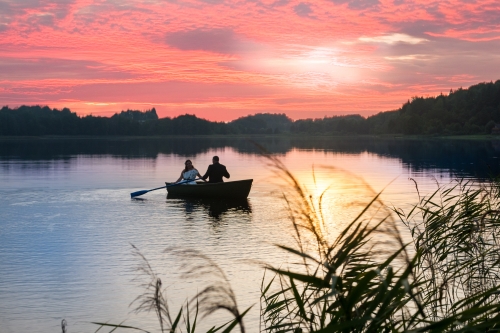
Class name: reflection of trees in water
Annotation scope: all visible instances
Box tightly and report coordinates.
[1,137,500,178]
[168,196,252,221]
[0,137,290,159]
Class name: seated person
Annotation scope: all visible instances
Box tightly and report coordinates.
[202,156,230,183]
[175,160,205,185]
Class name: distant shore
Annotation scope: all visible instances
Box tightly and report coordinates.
[0,134,499,141]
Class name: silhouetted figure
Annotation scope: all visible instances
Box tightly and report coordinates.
[175,159,205,184]
[202,156,230,183]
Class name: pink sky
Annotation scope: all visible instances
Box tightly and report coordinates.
[1,0,499,121]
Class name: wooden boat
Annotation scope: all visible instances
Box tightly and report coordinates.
[165,179,253,198]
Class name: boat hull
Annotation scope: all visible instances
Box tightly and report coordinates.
[165,179,253,198]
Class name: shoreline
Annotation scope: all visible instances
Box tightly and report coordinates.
[0,134,499,140]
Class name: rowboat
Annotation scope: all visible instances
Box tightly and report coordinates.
[165,179,253,198]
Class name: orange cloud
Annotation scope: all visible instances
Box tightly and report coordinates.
[1,0,499,120]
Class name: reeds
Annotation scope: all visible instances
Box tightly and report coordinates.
[94,156,500,332]
[259,151,416,332]
[92,246,251,333]
[393,179,500,327]
[259,150,500,332]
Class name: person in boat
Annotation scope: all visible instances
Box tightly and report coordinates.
[175,160,205,185]
[202,156,230,183]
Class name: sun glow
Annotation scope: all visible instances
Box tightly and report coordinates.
[279,154,390,241]
[0,0,498,120]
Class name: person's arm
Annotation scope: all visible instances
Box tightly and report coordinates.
[197,171,207,182]
[223,166,230,179]
[175,171,183,183]
[202,165,211,181]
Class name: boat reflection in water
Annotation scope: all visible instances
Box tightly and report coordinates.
[165,179,253,221]
[167,195,252,220]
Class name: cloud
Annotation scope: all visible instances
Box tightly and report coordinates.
[294,3,313,17]
[329,0,379,10]
[271,0,289,7]
[0,58,135,81]
[359,33,429,44]
[165,28,249,54]
[198,0,226,4]
[366,37,500,88]
[384,54,436,61]
[0,0,76,32]
[29,13,56,27]
[388,2,500,41]
[2,0,75,18]
[393,20,447,38]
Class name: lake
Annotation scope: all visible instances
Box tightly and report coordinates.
[1,136,499,333]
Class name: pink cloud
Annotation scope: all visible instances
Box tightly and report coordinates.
[0,0,499,121]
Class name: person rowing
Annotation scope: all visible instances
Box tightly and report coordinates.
[175,159,206,185]
[202,155,230,183]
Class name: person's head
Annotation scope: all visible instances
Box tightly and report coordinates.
[212,156,219,164]
[184,159,193,171]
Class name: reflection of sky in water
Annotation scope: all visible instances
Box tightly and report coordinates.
[0,138,499,332]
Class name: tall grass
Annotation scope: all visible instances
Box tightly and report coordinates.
[93,247,251,333]
[94,157,500,332]
[393,179,500,326]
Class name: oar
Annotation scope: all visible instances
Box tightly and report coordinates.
[130,179,198,198]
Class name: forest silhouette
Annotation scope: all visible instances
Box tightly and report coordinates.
[1,80,499,136]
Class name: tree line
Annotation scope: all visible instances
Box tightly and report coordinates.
[0,107,231,136]
[1,80,499,136]
[291,80,500,135]
[0,106,289,136]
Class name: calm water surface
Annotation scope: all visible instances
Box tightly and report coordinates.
[1,137,499,333]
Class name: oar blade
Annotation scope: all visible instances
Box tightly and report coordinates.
[130,190,149,198]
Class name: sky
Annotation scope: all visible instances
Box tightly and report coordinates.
[1,0,500,121]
